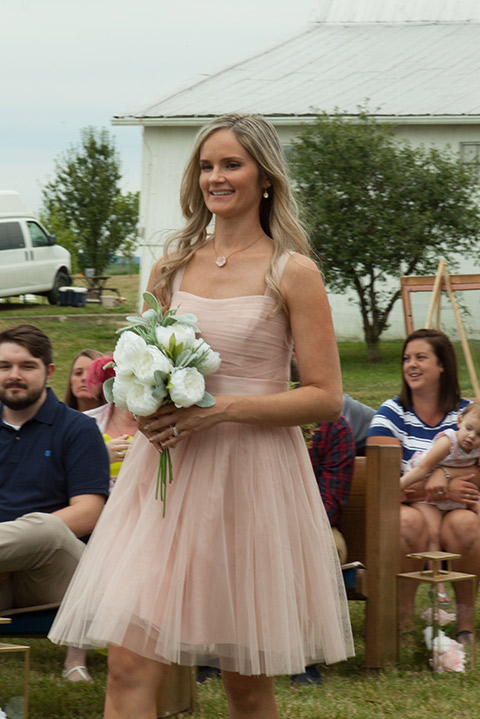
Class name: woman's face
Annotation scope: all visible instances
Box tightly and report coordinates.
[402,339,444,394]
[70,355,98,400]
[198,129,265,220]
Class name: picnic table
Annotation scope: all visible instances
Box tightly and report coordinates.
[72,274,121,303]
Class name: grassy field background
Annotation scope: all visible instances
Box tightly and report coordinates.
[1,276,480,717]
[1,274,478,407]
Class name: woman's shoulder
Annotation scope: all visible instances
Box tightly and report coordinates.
[83,403,112,426]
[282,252,319,278]
[374,396,404,417]
[279,253,323,300]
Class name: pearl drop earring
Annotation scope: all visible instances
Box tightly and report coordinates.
[263,190,269,199]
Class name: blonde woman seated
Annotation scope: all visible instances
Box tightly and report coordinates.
[84,357,138,491]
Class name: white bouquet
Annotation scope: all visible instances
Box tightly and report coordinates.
[104,291,221,515]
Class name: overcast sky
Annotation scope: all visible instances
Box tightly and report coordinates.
[2,0,319,214]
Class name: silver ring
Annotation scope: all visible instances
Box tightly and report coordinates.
[172,425,180,438]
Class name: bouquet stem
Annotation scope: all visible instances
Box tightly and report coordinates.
[156,448,174,517]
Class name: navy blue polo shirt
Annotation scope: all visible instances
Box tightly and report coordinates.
[0,388,110,522]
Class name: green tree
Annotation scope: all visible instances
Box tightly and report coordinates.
[289,111,480,361]
[41,127,139,274]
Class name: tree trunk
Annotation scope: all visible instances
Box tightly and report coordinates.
[365,337,381,363]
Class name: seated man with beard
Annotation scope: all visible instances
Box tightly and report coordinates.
[0,324,109,679]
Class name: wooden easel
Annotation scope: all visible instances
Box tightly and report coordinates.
[400,260,480,398]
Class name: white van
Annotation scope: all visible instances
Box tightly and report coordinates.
[0,191,72,304]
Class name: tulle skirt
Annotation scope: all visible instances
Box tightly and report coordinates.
[49,423,354,675]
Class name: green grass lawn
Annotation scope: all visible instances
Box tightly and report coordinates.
[2,596,480,719]
[1,276,480,717]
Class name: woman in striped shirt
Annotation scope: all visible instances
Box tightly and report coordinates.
[368,328,480,645]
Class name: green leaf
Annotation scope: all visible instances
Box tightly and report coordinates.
[152,385,168,400]
[103,376,115,403]
[168,334,177,356]
[153,369,170,384]
[143,291,159,313]
[196,392,216,408]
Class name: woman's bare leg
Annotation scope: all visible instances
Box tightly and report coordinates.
[221,670,279,719]
[414,502,449,599]
[63,646,91,682]
[441,509,480,635]
[399,504,428,631]
[104,645,165,719]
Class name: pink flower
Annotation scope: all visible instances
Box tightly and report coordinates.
[421,607,456,626]
[433,638,466,673]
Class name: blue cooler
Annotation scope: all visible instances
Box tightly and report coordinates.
[58,286,75,306]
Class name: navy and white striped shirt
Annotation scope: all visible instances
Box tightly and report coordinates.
[367,396,470,474]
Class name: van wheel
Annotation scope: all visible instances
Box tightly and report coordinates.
[47,270,70,305]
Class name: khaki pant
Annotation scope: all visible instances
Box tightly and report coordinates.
[0,512,84,611]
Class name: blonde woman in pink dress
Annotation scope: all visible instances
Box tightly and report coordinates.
[49,114,354,718]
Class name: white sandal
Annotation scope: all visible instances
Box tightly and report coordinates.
[62,665,92,682]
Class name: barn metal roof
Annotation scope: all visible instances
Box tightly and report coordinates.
[113,2,480,124]
[312,0,480,23]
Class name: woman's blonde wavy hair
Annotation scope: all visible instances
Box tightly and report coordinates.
[154,114,312,312]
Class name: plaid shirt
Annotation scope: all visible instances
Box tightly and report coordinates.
[306,417,355,529]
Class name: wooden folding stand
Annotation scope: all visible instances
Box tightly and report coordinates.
[401,259,480,398]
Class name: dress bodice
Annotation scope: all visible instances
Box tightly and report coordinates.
[171,258,293,396]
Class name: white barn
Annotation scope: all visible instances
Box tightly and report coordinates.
[113,0,480,340]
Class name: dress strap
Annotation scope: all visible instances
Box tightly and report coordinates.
[171,265,186,294]
[265,251,293,297]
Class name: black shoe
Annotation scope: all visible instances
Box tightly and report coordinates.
[291,664,322,686]
[196,666,221,683]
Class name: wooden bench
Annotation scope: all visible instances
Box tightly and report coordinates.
[341,444,401,668]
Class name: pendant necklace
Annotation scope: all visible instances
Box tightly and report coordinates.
[212,232,264,268]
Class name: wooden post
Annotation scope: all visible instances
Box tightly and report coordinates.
[365,444,401,668]
[442,266,480,398]
[156,665,196,718]
[425,259,445,330]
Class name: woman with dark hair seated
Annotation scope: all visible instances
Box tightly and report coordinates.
[368,328,480,645]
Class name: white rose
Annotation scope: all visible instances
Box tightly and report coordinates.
[423,626,433,650]
[126,378,164,417]
[433,630,451,654]
[134,344,173,385]
[155,323,196,351]
[141,308,157,322]
[197,345,221,376]
[114,331,147,372]
[168,367,205,408]
[111,370,134,409]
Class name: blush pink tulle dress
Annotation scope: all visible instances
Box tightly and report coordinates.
[49,254,354,675]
